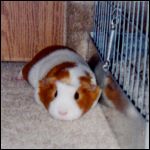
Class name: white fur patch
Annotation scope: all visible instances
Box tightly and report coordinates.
[48,81,82,120]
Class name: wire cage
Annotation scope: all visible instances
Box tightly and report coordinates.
[92,1,149,121]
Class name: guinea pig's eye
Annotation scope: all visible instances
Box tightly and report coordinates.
[74,92,79,100]
[54,90,57,97]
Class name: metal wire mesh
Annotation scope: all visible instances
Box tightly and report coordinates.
[92,1,149,120]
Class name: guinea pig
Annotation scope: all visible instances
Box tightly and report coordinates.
[21,46,102,121]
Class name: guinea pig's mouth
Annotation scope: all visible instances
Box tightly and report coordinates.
[58,111,68,116]
[50,111,82,121]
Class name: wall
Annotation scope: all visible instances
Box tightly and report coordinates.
[66,1,97,61]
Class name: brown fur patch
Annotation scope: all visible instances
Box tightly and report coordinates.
[38,62,76,109]
[79,76,91,87]
[77,85,100,113]
[45,62,76,84]
[104,77,127,111]
[22,45,77,82]
[77,75,101,113]
[46,62,76,78]
[38,78,56,109]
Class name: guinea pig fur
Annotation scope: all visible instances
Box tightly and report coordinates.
[22,46,101,120]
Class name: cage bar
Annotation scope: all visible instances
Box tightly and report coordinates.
[127,1,136,96]
[136,1,145,108]
[112,2,118,75]
[119,1,127,86]
[115,2,122,80]
[130,1,140,106]
[123,1,131,91]
[141,4,149,115]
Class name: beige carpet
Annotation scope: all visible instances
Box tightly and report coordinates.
[1,62,120,149]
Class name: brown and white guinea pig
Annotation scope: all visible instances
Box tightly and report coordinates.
[21,46,102,121]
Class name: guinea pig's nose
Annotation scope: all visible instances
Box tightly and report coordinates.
[58,111,68,116]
